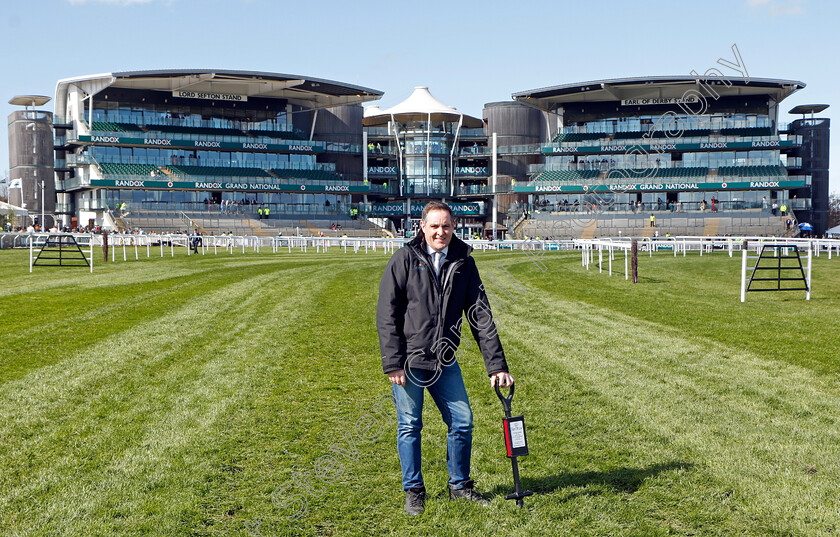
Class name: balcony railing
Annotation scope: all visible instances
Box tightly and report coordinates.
[367,146,397,156]
[458,146,490,156]
[67,154,94,166]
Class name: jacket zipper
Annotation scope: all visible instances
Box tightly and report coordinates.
[435,259,464,345]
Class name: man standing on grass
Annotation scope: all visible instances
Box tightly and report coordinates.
[377,201,514,516]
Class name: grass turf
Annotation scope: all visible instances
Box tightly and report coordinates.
[1,246,839,536]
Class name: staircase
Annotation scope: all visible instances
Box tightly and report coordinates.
[246,219,273,237]
[512,213,528,239]
[581,220,598,239]
[300,220,321,235]
[180,212,208,235]
[703,218,721,236]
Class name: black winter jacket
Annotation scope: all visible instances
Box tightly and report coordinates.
[377,234,508,376]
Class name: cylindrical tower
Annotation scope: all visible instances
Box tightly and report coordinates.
[8,107,55,228]
[483,101,542,179]
[790,114,830,234]
[483,101,543,215]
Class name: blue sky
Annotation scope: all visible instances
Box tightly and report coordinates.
[1,0,836,192]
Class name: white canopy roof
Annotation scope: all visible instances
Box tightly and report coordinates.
[826,224,840,236]
[363,105,382,117]
[363,86,483,128]
[0,201,28,216]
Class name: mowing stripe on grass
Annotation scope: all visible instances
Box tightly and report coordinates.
[503,288,840,536]
[0,262,335,535]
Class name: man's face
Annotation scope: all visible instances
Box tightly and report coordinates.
[420,209,454,251]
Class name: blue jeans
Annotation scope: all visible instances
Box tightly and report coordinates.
[391,362,474,490]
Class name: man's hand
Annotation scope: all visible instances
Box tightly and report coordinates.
[490,371,514,388]
[387,369,406,386]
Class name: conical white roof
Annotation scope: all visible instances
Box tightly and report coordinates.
[363,86,482,128]
[385,86,458,115]
[363,105,382,117]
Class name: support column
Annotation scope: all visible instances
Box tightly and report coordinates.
[492,132,498,241]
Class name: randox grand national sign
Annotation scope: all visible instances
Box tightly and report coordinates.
[514,179,808,194]
[87,178,367,193]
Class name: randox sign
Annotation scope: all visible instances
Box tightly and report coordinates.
[541,139,795,155]
[77,135,323,153]
[369,202,482,216]
[455,166,488,175]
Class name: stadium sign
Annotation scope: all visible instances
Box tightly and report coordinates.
[88,178,366,193]
[369,202,482,216]
[542,139,795,155]
[172,90,247,102]
[368,166,397,174]
[77,135,323,153]
[621,96,699,106]
[517,179,808,194]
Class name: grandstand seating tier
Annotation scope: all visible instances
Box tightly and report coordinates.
[99,163,162,176]
[529,165,785,184]
[168,165,271,178]
[270,169,342,181]
[717,165,786,178]
[533,169,600,182]
[517,211,790,239]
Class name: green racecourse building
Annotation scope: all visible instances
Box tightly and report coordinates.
[508,76,830,238]
[50,70,382,233]
[12,71,832,237]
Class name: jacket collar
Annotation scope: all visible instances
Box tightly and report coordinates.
[409,233,472,260]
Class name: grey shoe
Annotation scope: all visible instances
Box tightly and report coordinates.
[449,480,490,505]
[404,486,426,515]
